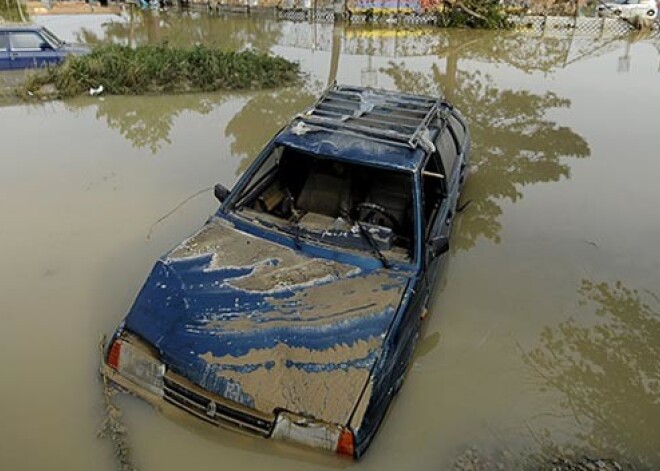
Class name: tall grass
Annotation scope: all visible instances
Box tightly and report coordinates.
[21,44,300,98]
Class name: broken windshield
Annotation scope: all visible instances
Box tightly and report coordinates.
[233,146,416,263]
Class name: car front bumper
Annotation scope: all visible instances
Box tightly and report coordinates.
[101,363,355,457]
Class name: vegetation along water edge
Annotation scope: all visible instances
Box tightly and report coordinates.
[17,43,301,99]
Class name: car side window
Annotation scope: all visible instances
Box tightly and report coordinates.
[0,34,8,51]
[436,128,459,180]
[448,114,465,151]
[10,32,45,51]
[422,153,445,236]
[233,145,283,207]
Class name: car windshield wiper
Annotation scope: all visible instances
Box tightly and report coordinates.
[276,214,390,268]
[355,220,390,269]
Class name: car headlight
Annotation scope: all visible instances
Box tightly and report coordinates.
[107,333,165,397]
[271,411,355,457]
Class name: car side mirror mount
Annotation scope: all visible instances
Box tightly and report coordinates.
[430,235,450,258]
[40,42,52,51]
[214,183,230,203]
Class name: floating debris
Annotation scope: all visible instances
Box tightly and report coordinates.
[89,85,104,96]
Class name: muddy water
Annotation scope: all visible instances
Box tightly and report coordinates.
[2,13,660,471]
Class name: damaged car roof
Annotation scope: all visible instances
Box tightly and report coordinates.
[274,130,426,171]
[275,84,449,172]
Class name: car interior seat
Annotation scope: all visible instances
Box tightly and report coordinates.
[296,167,352,218]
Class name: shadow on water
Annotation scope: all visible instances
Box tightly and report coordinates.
[521,280,660,469]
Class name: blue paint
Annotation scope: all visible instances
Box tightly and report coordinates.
[179,307,395,356]
[193,363,256,407]
[123,218,410,404]
[274,130,428,172]
[0,26,89,71]
[108,86,471,457]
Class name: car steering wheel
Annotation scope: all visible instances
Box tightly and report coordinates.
[353,202,400,232]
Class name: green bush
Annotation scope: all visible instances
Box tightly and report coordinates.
[21,44,301,98]
[435,1,511,29]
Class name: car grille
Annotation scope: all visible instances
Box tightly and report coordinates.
[163,373,273,437]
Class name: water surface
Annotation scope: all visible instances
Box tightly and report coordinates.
[2,13,660,470]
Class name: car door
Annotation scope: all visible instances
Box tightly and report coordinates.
[421,151,452,294]
[8,31,59,70]
[0,33,10,71]
[436,124,462,218]
[447,111,470,189]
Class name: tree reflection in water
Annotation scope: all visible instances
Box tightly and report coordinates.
[381,63,590,251]
[76,11,284,52]
[63,84,318,157]
[65,94,227,153]
[64,12,291,154]
[523,280,660,469]
[225,86,319,175]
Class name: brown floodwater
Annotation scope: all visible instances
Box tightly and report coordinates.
[2,12,660,471]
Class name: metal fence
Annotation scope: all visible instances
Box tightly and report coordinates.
[199,0,659,34]
[508,15,639,34]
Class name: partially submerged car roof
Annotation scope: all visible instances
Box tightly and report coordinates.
[275,84,450,172]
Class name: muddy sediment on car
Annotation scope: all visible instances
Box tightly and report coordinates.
[199,339,380,425]
[166,217,407,425]
[168,217,357,291]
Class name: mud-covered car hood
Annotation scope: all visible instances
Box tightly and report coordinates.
[124,217,410,426]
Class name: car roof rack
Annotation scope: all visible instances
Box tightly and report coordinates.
[292,84,448,152]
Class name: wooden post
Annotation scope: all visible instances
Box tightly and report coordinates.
[332,0,343,23]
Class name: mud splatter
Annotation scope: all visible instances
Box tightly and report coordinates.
[199,338,382,424]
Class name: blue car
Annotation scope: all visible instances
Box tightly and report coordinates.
[103,84,470,458]
[0,25,88,71]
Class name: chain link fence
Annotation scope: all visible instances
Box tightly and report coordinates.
[198,0,659,33]
[509,15,637,34]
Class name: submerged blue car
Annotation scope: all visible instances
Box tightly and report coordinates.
[0,25,88,71]
[103,84,470,458]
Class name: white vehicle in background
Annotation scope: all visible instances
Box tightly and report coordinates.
[597,0,658,20]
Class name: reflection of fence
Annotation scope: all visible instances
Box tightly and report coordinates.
[275,21,639,66]
[194,0,657,34]
[277,8,335,22]
[509,15,637,35]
